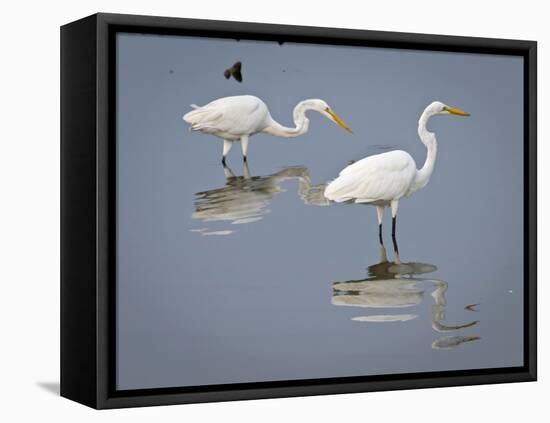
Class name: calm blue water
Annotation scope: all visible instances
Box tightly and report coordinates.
[116,33,524,390]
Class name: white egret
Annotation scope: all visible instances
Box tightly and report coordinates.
[183,95,352,165]
[324,101,469,251]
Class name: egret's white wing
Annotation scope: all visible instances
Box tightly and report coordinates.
[324,150,416,203]
[183,106,224,133]
[183,95,269,137]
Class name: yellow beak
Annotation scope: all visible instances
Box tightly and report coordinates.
[445,106,470,116]
[326,108,353,133]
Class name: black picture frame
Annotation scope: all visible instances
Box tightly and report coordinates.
[60,12,537,409]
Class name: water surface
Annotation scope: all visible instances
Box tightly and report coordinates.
[116,33,524,390]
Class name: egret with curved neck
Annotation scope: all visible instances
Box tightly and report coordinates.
[324,101,469,253]
[183,95,352,165]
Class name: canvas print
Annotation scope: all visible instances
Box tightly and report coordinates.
[115,32,524,390]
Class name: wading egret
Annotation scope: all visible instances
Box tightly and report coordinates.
[183,95,352,165]
[324,101,469,252]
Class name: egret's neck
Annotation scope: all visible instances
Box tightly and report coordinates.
[413,111,438,193]
[262,101,310,138]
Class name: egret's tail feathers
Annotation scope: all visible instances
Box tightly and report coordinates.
[324,181,351,203]
[324,173,365,203]
[183,106,224,133]
[183,105,202,123]
[183,108,202,123]
[190,123,219,132]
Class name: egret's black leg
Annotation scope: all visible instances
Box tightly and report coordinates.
[375,206,384,247]
[243,155,248,162]
[222,156,227,167]
[391,216,399,255]
[392,236,399,256]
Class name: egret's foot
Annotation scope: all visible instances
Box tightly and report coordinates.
[394,251,401,265]
[378,243,388,263]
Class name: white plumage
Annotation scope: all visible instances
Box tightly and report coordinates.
[183,95,352,165]
[184,95,269,139]
[324,150,417,204]
[325,101,470,249]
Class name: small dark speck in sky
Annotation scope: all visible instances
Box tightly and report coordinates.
[224,61,242,83]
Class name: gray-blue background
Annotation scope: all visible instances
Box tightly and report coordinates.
[116,33,523,390]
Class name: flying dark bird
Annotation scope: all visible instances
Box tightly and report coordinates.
[224,61,243,83]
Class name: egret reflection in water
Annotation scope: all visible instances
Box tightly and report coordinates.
[332,245,480,350]
[191,163,328,235]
